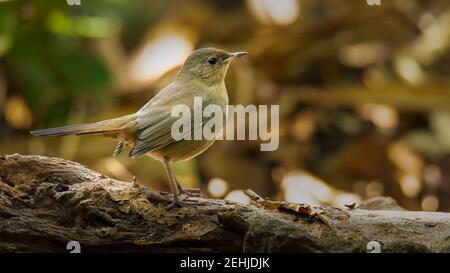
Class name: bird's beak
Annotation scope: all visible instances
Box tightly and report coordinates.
[224,51,247,64]
[231,51,248,58]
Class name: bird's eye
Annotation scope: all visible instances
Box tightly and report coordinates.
[207,57,218,65]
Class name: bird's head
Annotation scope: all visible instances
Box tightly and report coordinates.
[177,47,247,86]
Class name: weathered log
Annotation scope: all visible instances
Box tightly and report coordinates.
[0,154,449,253]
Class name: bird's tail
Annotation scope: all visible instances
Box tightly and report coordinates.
[31,114,135,138]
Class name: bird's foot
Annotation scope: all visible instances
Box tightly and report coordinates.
[165,198,184,210]
[178,187,206,198]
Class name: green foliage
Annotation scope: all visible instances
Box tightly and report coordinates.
[1,0,115,124]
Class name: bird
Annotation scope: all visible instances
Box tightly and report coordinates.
[31,47,247,209]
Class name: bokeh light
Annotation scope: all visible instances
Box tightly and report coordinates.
[207,177,229,198]
[4,96,32,130]
[399,174,422,198]
[421,194,439,211]
[247,0,300,26]
[129,33,194,84]
[360,103,398,130]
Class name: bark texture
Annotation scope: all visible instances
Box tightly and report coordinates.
[0,154,449,253]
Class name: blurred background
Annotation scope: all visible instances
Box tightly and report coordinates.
[1,0,450,211]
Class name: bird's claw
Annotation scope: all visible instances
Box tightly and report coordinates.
[165,199,183,210]
[178,187,206,198]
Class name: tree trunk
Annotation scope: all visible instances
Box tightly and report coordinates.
[0,154,449,253]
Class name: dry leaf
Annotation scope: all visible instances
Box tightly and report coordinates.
[280,202,311,215]
[244,189,312,216]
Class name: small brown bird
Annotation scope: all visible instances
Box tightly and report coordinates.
[31,48,247,209]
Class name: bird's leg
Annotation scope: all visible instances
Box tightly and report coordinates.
[162,158,182,210]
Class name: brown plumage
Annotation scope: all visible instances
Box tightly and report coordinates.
[31,47,247,209]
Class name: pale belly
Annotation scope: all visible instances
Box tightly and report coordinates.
[148,139,216,163]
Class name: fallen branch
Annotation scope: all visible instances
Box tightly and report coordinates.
[0,154,449,253]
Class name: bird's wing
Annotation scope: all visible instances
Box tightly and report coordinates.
[112,141,125,156]
[129,83,214,158]
[129,106,176,158]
